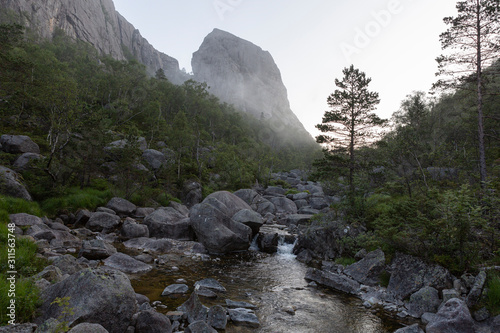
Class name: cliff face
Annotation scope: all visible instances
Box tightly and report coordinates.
[0,0,187,84]
[192,29,311,137]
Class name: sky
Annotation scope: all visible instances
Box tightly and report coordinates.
[112,0,459,138]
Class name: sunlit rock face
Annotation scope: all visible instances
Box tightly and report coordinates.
[0,0,187,83]
[192,28,310,137]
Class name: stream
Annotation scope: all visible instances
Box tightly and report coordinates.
[128,238,405,332]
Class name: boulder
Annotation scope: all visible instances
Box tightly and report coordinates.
[67,323,110,333]
[36,268,137,333]
[0,134,40,154]
[142,149,168,171]
[79,239,117,260]
[269,197,297,214]
[106,197,137,216]
[309,197,329,210]
[103,252,153,274]
[292,192,310,201]
[265,186,287,196]
[135,310,172,333]
[225,299,257,309]
[286,214,313,226]
[12,152,43,171]
[162,284,189,296]
[256,232,279,253]
[123,237,207,255]
[406,286,441,318]
[344,249,385,286]
[0,324,37,332]
[85,212,121,232]
[232,209,264,235]
[207,305,227,330]
[228,308,260,328]
[425,298,475,333]
[169,201,190,217]
[194,278,227,293]
[387,253,453,299]
[49,254,85,275]
[185,321,217,333]
[121,218,149,240]
[393,324,424,333]
[74,209,92,227]
[143,207,193,240]
[0,166,32,200]
[466,270,486,308]
[205,191,252,216]
[182,180,203,208]
[177,292,208,324]
[9,213,43,226]
[305,268,360,295]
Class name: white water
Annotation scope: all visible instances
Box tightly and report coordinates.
[276,235,297,260]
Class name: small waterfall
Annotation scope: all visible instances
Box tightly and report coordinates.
[249,234,259,251]
[276,235,297,260]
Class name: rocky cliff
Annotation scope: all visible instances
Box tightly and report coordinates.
[0,0,188,84]
[192,29,311,139]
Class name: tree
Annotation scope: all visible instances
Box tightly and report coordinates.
[316,65,385,190]
[435,0,500,187]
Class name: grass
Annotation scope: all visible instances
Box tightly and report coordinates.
[334,257,356,266]
[41,187,112,216]
[486,272,500,315]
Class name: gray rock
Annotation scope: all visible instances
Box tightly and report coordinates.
[79,239,117,260]
[225,299,257,309]
[49,254,85,275]
[228,308,260,328]
[185,321,217,333]
[74,209,92,227]
[36,268,137,333]
[143,207,193,240]
[13,152,43,171]
[305,268,360,295]
[34,265,63,283]
[0,323,37,333]
[96,206,116,215]
[442,289,460,303]
[466,270,487,307]
[103,252,153,274]
[474,307,491,322]
[142,149,168,171]
[169,201,190,217]
[135,310,172,333]
[208,305,227,330]
[406,286,441,318]
[177,292,208,324]
[425,298,475,333]
[344,249,385,286]
[162,284,189,296]
[35,318,61,333]
[123,237,207,255]
[85,212,121,232]
[205,191,252,216]
[10,213,43,226]
[67,323,110,333]
[106,197,137,216]
[269,197,298,214]
[393,323,424,333]
[286,214,313,225]
[232,209,264,235]
[195,278,226,292]
[292,192,310,201]
[0,166,32,200]
[297,207,320,215]
[182,181,203,208]
[309,196,329,210]
[134,207,155,218]
[121,218,149,240]
[0,134,40,154]
[265,186,287,196]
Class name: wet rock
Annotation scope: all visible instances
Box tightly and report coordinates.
[121,218,149,240]
[393,323,424,333]
[106,197,137,216]
[232,209,264,235]
[256,232,279,253]
[305,268,360,295]
[143,207,193,240]
[208,305,227,330]
[225,299,257,309]
[67,323,109,332]
[228,308,260,328]
[185,321,217,333]
[425,298,475,333]
[135,310,172,333]
[195,278,226,293]
[344,249,385,286]
[177,292,209,324]
[406,286,441,318]
[162,284,189,296]
[85,212,121,232]
[0,134,40,154]
[79,239,117,260]
[103,252,153,274]
[36,267,137,333]
[296,249,314,264]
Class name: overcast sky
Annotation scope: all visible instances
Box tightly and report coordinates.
[113,0,458,137]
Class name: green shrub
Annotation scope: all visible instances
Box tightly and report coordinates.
[486,272,500,315]
[0,196,43,218]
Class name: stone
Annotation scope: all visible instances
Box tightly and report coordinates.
[474,307,491,322]
[426,298,475,333]
[393,323,424,333]
[169,201,190,217]
[442,289,460,303]
[135,310,172,333]
[256,232,279,253]
[177,292,208,324]
[205,191,252,216]
[305,268,360,295]
[195,278,227,292]
[207,305,227,330]
[121,218,149,240]
[106,197,137,216]
[182,180,203,208]
[265,186,287,196]
[269,197,298,214]
[143,207,193,240]
[49,254,85,275]
[134,207,155,218]
[35,318,61,333]
[73,209,92,227]
[286,214,313,225]
[9,213,43,227]
[79,239,117,260]
[67,323,110,333]
[344,249,385,286]
[123,237,207,255]
[36,268,137,333]
[184,321,217,333]
[225,299,257,309]
[34,265,63,283]
[162,284,189,296]
[142,149,168,171]
[0,323,37,333]
[309,196,329,210]
[0,134,40,154]
[0,166,32,200]
[12,152,43,171]
[232,209,264,235]
[85,212,121,232]
[406,286,441,318]
[466,270,487,307]
[103,252,153,274]
[228,308,260,328]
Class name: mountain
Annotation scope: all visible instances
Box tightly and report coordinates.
[0,0,188,84]
[192,28,312,139]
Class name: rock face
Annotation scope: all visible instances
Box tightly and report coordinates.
[192,29,312,141]
[0,0,187,83]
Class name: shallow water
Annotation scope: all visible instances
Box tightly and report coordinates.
[128,241,404,333]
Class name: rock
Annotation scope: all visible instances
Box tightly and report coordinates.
[355,248,368,260]
[10,213,43,226]
[12,152,43,171]
[121,218,149,240]
[135,310,172,333]
[49,254,85,275]
[474,307,490,322]
[143,208,193,240]
[344,249,385,286]
[79,239,117,260]
[195,287,218,298]
[35,318,61,333]
[194,278,227,292]
[96,207,116,215]
[162,284,189,296]
[182,180,203,208]
[442,289,460,303]
[0,134,40,154]
[232,209,264,235]
[228,308,260,328]
[85,212,121,232]
[387,253,453,299]
[169,201,190,217]
[265,186,287,196]
[0,166,32,200]
[0,323,37,332]
[103,252,153,274]
[292,192,310,201]
[225,299,257,309]
[425,298,475,333]
[309,196,329,210]
[36,267,137,333]
[256,232,279,253]
[269,197,298,214]
[67,323,110,332]
[297,207,320,215]
[123,237,207,255]
[286,214,313,225]
[205,191,252,216]
[177,292,208,324]
[106,197,137,216]
[296,249,314,264]
[406,286,441,318]
[34,265,63,283]
[393,323,424,333]
[466,270,487,307]
[305,268,360,295]
[74,209,92,227]
[142,149,168,171]
[185,321,217,333]
[134,207,155,218]
[207,305,227,330]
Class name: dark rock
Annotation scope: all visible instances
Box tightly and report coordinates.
[106,197,137,216]
[135,310,172,333]
[406,286,441,318]
[12,152,43,171]
[195,278,226,292]
[143,208,193,240]
[67,323,109,332]
[205,191,252,216]
[474,307,490,322]
[344,249,385,286]
[232,209,264,235]
[185,321,217,333]
[466,270,486,308]
[85,212,121,232]
[256,232,279,253]
[305,268,360,295]
[393,323,424,333]
[269,197,298,214]
[425,298,475,333]
[121,218,149,240]
[0,323,37,332]
[0,166,32,200]
[74,209,92,228]
[265,186,287,196]
[195,287,218,298]
[297,207,320,215]
[0,134,40,154]
[207,305,227,330]
[309,197,329,210]
[225,299,257,309]
[169,201,190,217]
[79,239,117,260]
[36,267,136,333]
[136,293,150,305]
[34,265,63,284]
[142,149,168,171]
[286,214,313,225]
[177,292,208,324]
[228,308,260,328]
[182,180,203,208]
[296,249,314,264]
[103,252,153,274]
[162,284,189,296]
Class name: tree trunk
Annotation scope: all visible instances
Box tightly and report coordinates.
[476,0,488,188]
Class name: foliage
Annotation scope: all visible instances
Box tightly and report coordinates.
[51,296,75,332]
[485,271,500,315]
[40,187,113,217]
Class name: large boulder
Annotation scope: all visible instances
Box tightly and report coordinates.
[232,209,264,235]
[123,237,207,255]
[143,207,193,240]
[269,197,297,214]
[9,213,43,226]
[205,191,252,216]
[466,270,487,308]
[0,134,40,154]
[0,166,32,200]
[67,323,109,333]
[135,310,172,333]
[86,212,121,232]
[305,268,360,295]
[425,298,475,333]
[182,180,203,208]
[142,149,168,171]
[103,252,153,274]
[177,292,208,324]
[79,239,117,260]
[406,286,441,318]
[36,268,137,333]
[12,152,43,171]
[105,197,136,216]
[344,249,385,286]
[121,218,149,240]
